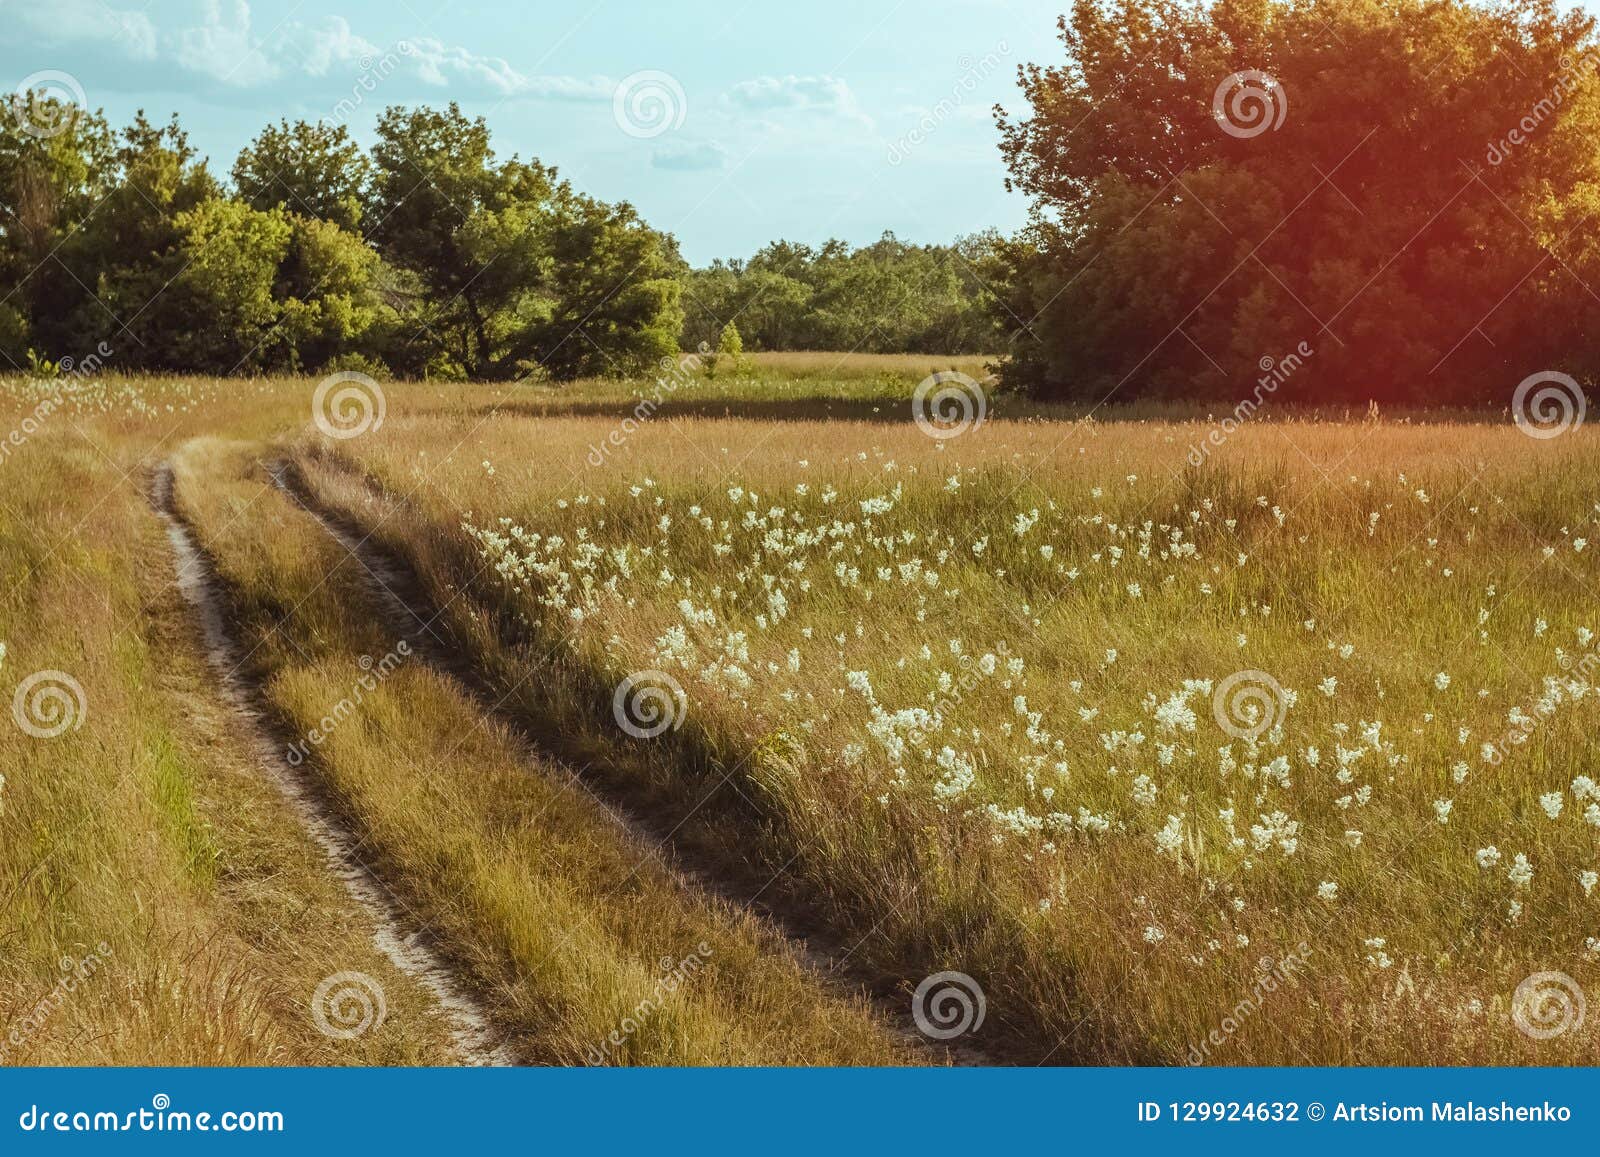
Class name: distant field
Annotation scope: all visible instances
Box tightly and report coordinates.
[2,366,1598,1065]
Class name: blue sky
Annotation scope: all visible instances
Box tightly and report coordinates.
[0,0,1063,264]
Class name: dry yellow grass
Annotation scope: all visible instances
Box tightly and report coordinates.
[5,367,1598,1065]
[168,437,913,1065]
[0,423,460,1064]
[289,408,1600,1064]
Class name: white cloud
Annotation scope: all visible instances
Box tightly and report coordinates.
[172,0,280,86]
[652,139,727,172]
[724,74,871,125]
[6,0,610,101]
[5,0,158,59]
[403,37,609,100]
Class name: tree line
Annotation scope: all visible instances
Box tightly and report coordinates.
[0,97,1005,382]
[9,0,1595,406]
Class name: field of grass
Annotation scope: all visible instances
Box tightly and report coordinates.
[3,357,1598,1064]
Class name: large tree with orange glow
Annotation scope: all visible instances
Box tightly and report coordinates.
[994,0,1600,405]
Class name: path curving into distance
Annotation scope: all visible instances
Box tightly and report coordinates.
[151,461,516,1067]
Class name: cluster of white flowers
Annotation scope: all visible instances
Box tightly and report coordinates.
[457,463,1600,981]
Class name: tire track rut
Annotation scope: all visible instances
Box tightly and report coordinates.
[268,459,993,1064]
[152,462,517,1067]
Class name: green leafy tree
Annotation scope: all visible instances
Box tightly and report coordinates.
[269,214,390,371]
[369,103,683,380]
[0,93,115,361]
[525,194,685,380]
[164,199,291,372]
[57,113,220,363]
[232,119,371,232]
[993,0,1600,403]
